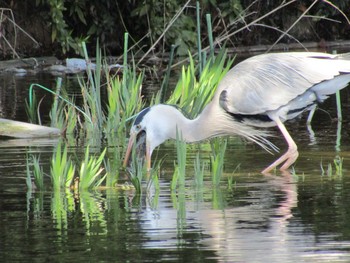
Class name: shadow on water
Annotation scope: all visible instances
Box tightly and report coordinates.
[1,74,350,262]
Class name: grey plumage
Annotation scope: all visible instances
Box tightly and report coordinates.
[218,52,350,117]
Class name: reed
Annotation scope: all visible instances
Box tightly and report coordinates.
[78,146,107,190]
[104,60,144,140]
[24,37,147,191]
[210,138,227,186]
[176,130,187,184]
[206,13,214,58]
[227,164,239,190]
[128,160,144,194]
[31,155,45,191]
[196,1,202,74]
[25,91,38,124]
[26,154,45,191]
[167,49,233,116]
[193,152,206,188]
[227,175,235,191]
[49,77,63,128]
[320,156,344,177]
[126,140,146,193]
[27,80,93,128]
[320,160,333,177]
[334,155,343,176]
[51,143,76,191]
[81,42,104,132]
[146,165,160,202]
[104,152,121,188]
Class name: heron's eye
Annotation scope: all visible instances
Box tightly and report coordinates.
[135,124,141,130]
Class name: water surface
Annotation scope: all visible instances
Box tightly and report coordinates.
[0,73,350,262]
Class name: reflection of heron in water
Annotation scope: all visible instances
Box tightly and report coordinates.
[124,52,350,173]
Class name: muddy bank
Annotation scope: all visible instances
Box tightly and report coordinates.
[0,39,349,76]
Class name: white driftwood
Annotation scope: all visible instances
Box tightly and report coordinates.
[0,118,61,138]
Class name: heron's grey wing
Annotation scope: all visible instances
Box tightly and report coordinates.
[217,52,350,115]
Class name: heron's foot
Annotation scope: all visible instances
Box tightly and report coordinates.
[262,147,299,174]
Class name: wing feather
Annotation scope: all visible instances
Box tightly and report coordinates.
[217,52,350,115]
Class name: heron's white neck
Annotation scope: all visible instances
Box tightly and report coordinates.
[172,103,220,143]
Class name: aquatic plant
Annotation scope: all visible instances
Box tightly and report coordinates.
[79,42,104,134]
[27,79,92,129]
[104,59,144,142]
[126,141,147,194]
[193,152,206,188]
[104,152,121,188]
[26,154,45,191]
[227,175,236,191]
[334,155,344,176]
[25,91,39,124]
[50,143,76,191]
[78,146,107,190]
[147,170,160,196]
[227,164,240,190]
[320,156,344,177]
[172,130,187,189]
[210,138,228,186]
[26,144,109,191]
[166,49,233,116]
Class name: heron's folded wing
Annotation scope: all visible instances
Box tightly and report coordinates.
[217,52,350,115]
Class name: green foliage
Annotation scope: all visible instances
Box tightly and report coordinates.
[36,0,88,54]
[126,144,146,194]
[19,1,350,56]
[26,154,45,191]
[104,61,144,138]
[27,145,108,191]
[320,156,344,177]
[25,92,38,124]
[194,152,206,188]
[334,156,343,176]
[51,143,76,191]
[79,147,107,190]
[210,138,227,186]
[131,0,196,56]
[167,49,233,116]
[31,0,243,55]
[172,130,187,190]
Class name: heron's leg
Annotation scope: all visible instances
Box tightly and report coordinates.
[306,105,316,124]
[262,118,299,174]
[306,123,316,145]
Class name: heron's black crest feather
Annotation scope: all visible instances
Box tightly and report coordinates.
[134,107,151,125]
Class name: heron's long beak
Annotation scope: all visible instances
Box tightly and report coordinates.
[145,143,151,172]
[123,131,152,172]
[123,132,136,168]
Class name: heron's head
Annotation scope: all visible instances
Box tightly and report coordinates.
[123,105,179,170]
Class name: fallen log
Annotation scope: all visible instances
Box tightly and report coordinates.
[0,118,61,138]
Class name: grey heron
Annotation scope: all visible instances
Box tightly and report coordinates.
[123,52,350,174]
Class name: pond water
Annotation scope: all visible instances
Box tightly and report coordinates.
[1,71,350,262]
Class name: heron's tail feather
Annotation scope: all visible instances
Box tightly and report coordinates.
[249,132,279,154]
[311,74,350,101]
[234,124,279,154]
